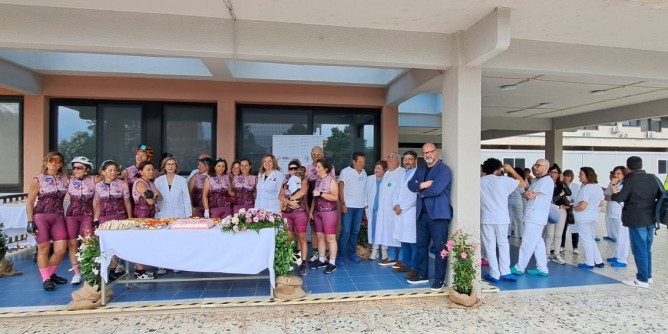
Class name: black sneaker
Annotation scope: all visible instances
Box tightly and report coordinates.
[430,280,445,291]
[50,273,68,285]
[43,279,55,291]
[407,275,429,284]
[108,270,122,282]
[299,263,307,276]
[310,260,327,270]
[324,263,337,274]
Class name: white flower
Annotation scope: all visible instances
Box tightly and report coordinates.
[268,216,274,222]
[92,268,99,275]
[238,208,246,215]
[231,216,240,224]
[94,257,101,264]
[93,284,99,291]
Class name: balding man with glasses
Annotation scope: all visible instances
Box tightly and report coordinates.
[510,159,553,277]
[407,143,453,291]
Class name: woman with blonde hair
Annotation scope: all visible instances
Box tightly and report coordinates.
[255,154,285,213]
[155,156,192,219]
[25,152,70,291]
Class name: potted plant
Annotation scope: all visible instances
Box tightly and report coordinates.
[66,234,110,310]
[221,208,306,299]
[0,223,20,277]
[441,229,480,307]
[355,213,371,259]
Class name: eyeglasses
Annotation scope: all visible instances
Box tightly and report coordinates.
[289,167,299,171]
[422,149,436,156]
[311,152,323,156]
[48,158,63,164]
[72,166,85,171]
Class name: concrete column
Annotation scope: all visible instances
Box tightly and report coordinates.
[381,105,399,158]
[545,130,564,167]
[23,95,48,192]
[442,34,483,286]
[217,98,236,160]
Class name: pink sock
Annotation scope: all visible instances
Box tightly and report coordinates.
[73,266,81,275]
[39,268,51,282]
[48,265,57,276]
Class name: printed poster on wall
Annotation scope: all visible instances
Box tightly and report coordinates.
[272,135,326,171]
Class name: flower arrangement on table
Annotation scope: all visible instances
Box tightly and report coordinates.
[220,208,286,233]
[441,229,479,296]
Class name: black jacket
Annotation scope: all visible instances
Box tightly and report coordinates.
[611,170,662,228]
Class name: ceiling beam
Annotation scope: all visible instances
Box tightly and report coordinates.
[398,113,442,128]
[553,98,668,130]
[462,7,511,66]
[386,69,442,107]
[0,58,41,94]
[481,129,537,141]
[482,116,552,131]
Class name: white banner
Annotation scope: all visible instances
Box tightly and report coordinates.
[272,135,326,171]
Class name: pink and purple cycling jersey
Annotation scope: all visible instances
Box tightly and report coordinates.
[33,174,69,215]
[125,165,141,185]
[232,175,256,206]
[95,180,130,217]
[282,184,307,214]
[66,175,96,217]
[191,173,207,208]
[314,175,337,212]
[208,175,231,208]
[132,179,156,218]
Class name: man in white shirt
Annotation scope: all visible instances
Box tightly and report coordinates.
[511,159,553,277]
[480,158,525,283]
[336,152,367,265]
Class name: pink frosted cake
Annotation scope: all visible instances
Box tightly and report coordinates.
[170,218,215,230]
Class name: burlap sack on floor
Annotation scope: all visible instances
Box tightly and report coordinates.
[356,245,371,259]
[448,286,482,308]
[0,260,21,277]
[66,282,111,311]
[274,275,307,300]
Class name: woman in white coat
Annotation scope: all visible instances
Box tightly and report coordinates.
[365,160,388,260]
[155,157,192,219]
[255,154,285,214]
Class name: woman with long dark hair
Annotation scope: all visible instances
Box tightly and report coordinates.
[544,164,570,265]
[203,158,234,219]
[574,167,605,270]
[233,159,256,213]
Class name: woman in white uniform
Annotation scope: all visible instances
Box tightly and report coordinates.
[574,167,605,270]
[365,160,387,260]
[255,154,285,213]
[605,165,629,267]
[155,157,192,219]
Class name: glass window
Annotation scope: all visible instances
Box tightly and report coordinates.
[659,160,667,174]
[237,105,379,174]
[163,104,215,171]
[56,105,97,167]
[0,98,22,191]
[100,104,143,169]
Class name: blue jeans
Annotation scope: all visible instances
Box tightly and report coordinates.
[387,246,400,260]
[339,207,364,259]
[400,242,418,269]
[416,210,450,280]
[628,224,654,282]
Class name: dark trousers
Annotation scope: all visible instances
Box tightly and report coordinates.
[560,223,579,249]
[416,210,449,281]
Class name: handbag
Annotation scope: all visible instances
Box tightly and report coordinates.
[547,204,560,224]
[565,208,575,225]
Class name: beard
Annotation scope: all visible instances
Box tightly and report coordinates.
[425,157,434,165]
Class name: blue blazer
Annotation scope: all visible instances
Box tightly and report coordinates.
[408,160,453,220]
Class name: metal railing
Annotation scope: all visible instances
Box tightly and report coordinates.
[0,193,27,204]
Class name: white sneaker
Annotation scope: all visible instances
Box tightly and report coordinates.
[156,268,167,275]
[560,247,566,253]
[134,271,155,280]
[310,251,320,262]
[370,248,379,260]
[623,279,649,288]
[554,255,566,265]
[573,249,580,254]
[648,278,653,284]
[71,274,81,285]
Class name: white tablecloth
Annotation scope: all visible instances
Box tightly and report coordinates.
[0,202,35,247]
[98,227,276,287]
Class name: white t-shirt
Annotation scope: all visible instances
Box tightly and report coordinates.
[338,166,367,208]
[508,188,524,207]
[480,174,520,225]
[566,182,580,205]
[523,175,554,225]
[575,183,605,222]
[604,181,623,218]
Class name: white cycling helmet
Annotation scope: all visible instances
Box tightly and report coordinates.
[71,156,93,170]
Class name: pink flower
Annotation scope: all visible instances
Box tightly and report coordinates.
[446,240,456,251]
[460,252,468,259]
[471,243,478,252]
[440,249,449,259]
[253,217,259,223]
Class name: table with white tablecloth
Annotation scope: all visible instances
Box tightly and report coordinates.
[98,227,276,304]
[0,201,35,248]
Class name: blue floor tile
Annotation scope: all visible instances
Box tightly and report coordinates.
[172,290,203,300]
[227,289,256,298]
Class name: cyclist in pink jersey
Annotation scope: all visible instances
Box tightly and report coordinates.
[122,144,154,187]
[232,158,257,213]
[94,160,133,281]
[308,158,340,274]
[25,152,70,291]
[279,159,309,276]
[189,157,212,217]
[131,161,161,279]
[305,146,335,262]
[203,158,233,219]
[65,156,96,285]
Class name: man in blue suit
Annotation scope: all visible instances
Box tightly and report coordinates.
[407,143,453,291]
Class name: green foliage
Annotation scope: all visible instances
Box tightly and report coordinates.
[274,226,296,277]
[442,229,479,295]
[77,235,101,290]
[357,213,369,246]
[0,223,7,264]
[58,130,96,163]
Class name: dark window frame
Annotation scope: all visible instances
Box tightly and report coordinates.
[236,104,381,175]
[0,96,24,193]
[50,99,216,175]
[659,160,667,174]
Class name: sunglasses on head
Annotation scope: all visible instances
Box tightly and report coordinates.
[48,157,63,163]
